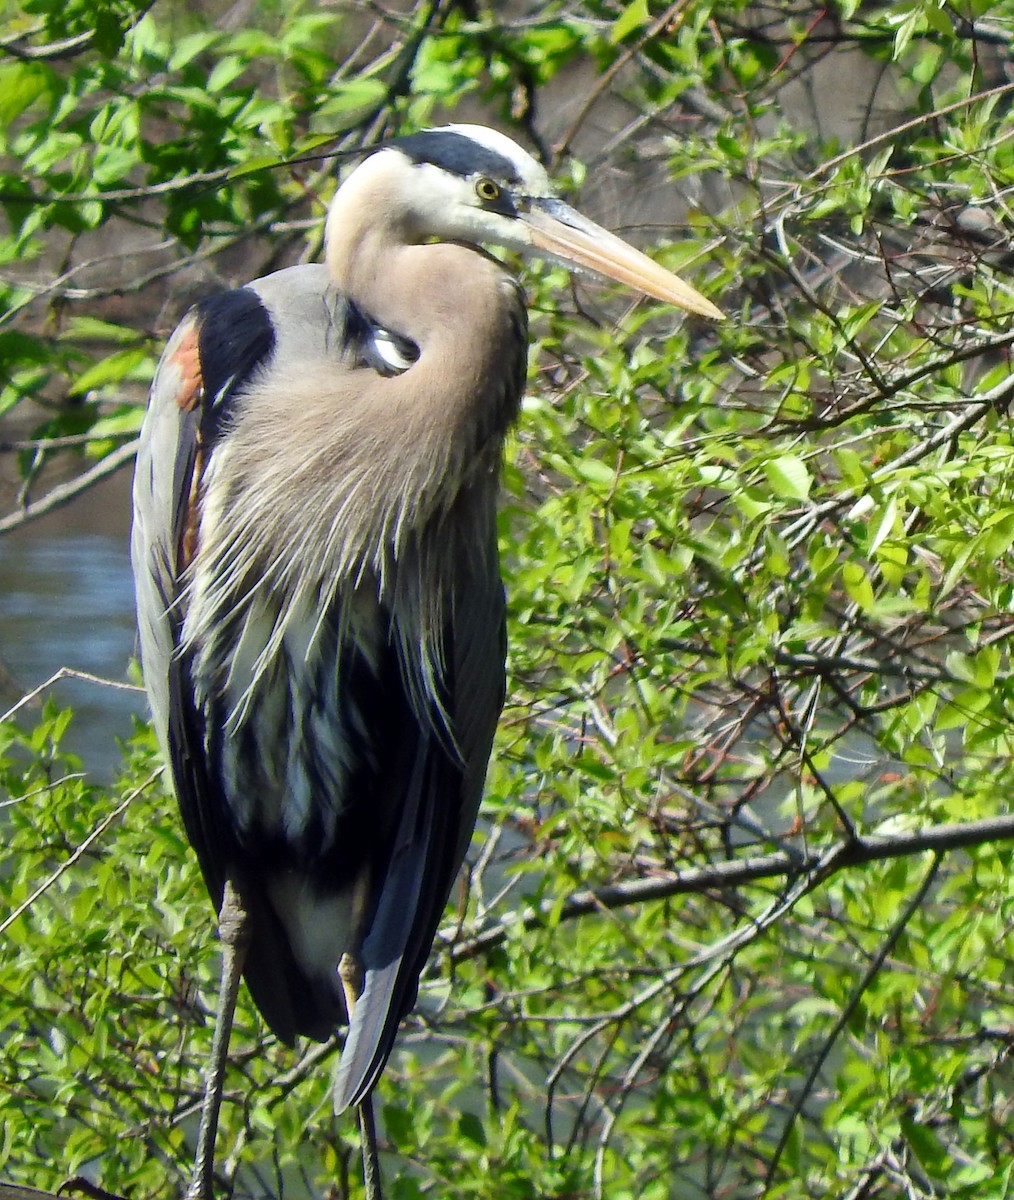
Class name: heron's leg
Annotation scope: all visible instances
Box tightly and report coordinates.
[338,953,384,1200]
[187,879,251,1200]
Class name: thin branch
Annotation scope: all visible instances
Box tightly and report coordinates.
[554,0,694,163]
[0,440,138,536]
[763,854,942,1191]
[872,379,1014,475]
[801,81,1014,188]
[446,813,1014,963]
[1,669,144,725]
[0,772,158,938]
[0,171,231,208]
[0,29,95,61]
[0,433,135,452]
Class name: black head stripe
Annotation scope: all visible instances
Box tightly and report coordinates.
[393,129,524,186]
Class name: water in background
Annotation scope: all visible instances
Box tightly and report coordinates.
[0,468,143,780]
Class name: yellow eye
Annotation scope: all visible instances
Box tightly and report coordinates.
[475,177,501,203]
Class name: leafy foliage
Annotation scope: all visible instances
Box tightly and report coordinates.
[3,1,1014,1198]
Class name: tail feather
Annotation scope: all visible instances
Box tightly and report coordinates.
[333,737,446,1111]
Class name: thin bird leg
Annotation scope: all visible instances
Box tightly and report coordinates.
[187,879,251,1200]
[338,953,384,1200]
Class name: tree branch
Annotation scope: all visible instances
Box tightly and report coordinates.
[764,853,942,1189]
[0,441,137,536]
[447,813,1014,962]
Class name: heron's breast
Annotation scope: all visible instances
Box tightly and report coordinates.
[187,569,387,854]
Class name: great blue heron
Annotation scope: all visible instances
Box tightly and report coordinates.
[131,123,722,1197]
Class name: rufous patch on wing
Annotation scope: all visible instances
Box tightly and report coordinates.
[179,447,205,572]
[170,322,205,412]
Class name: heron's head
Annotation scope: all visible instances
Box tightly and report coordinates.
[325,124,723,321]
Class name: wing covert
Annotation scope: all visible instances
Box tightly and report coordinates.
[131,285,279,895]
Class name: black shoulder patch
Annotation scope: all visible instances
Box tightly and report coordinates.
[393,129,523,185]
[195,287,276,439]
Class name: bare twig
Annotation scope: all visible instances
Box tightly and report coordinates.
[0,441,138,536]
[447,813,1014,963]
[0,772,158,937]
[1,669,144,725]
[763,854,942,1191]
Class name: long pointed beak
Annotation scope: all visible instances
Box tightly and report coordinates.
[524,198,724,321]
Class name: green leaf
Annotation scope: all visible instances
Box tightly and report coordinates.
[69,348,148,396]
[901,1115,951,1178]
[457,1112,486,1147]
[0,63,53,126]
[841,561,875,609]
[312,78,388,127]
[227,154,286,179]
[60,317,140,344]
[573,457,617,486]
[763,454,812,501]
[611,0,650,43]
[865,495,898,555]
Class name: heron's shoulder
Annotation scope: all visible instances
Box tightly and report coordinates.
[245,263,331,316]
[194,286,277,405]
[146,284,274,433]
[242,264,348,372]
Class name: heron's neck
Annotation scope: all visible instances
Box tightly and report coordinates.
[327,219,466,347]
[326,205,526,448]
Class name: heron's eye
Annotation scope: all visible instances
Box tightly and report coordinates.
[475,177,502,203]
